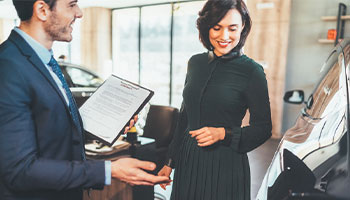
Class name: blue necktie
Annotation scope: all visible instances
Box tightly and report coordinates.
[48,56,82,133]
[48,56,85,160]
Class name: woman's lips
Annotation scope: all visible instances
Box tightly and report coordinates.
[217,41,231,48]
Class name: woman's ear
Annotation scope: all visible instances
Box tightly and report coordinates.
[32,0,50,21]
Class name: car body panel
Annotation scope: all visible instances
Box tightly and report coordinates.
[257,39,350,200]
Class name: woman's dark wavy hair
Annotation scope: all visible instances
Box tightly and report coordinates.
[12,0,57,21]
[196,0,252,52]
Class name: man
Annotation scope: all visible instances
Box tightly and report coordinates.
[0,0,169,199]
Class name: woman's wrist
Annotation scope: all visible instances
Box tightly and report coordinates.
[219,127,226,140]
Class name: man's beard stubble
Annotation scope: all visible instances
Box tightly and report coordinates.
[44,12,73,42]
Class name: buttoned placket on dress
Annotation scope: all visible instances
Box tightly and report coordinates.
[183,54,220,163]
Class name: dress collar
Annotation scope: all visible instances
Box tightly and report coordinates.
[208,50,242,63]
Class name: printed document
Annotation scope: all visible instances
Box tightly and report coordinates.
[79,75,153,146]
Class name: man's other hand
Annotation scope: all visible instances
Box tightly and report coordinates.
[124,115,138,133]
[111,158,170,186]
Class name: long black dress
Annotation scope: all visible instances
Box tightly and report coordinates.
[167,52,272,200]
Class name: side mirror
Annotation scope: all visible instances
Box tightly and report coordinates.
[283,90,304,104]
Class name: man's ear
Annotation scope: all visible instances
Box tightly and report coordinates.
[33,0,50,21]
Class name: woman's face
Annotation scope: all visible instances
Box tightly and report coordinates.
[209,9,244,56]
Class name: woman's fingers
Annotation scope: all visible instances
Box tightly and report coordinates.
[189,130,202,137]
[198,140,213,147]
[190,127,213,145]
[190,127,208,137]
[197,136,212,143]
[190,127,225,147]
[160,183,166,190]
[195,132,209,140]
[160,180,172,190]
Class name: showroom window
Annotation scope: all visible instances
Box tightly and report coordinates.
[0,19,17,43]
[140,4,172,106]
[112,1,205,108]
[112,8,140,84]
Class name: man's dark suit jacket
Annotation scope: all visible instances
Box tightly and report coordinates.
[0,30,105,200]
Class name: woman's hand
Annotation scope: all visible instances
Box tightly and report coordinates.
[189,127,225,147]
[158,165,173,190]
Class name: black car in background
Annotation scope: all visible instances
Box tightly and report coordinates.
[58,62,103,107]
[257,39,350,200]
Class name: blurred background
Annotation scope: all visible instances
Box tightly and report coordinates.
[1,0,349,138]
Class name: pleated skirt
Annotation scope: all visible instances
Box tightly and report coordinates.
[171,132,251,200]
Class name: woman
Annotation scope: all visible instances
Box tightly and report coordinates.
[158,0,272,199]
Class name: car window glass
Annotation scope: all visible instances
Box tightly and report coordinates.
[282,47,347,157]
[305,51,342,119]
[304,46,348,147]
[65,66,102,87]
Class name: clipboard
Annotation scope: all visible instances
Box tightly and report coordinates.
[79,75,154,146]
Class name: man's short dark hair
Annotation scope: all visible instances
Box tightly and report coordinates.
[196,0,252,52]
[12,0,57,21]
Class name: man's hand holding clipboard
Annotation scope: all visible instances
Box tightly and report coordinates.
[79,75,154,146]
[79,75,170,186]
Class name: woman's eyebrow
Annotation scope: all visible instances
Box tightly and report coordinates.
[216,23,239,27]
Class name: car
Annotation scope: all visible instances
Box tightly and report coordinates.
[58,61,103,107]
[256,39,350,200]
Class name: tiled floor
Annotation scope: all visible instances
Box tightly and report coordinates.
[154,138,281,200]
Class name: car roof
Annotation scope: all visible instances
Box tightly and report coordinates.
[58,61,101,78]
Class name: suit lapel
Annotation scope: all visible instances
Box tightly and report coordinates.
[8,30,83,133]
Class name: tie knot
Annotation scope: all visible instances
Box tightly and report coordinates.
[48,56,58,67]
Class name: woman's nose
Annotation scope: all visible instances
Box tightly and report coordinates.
[220,29,230,40]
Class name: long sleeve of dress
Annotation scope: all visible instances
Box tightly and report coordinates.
[229,66,272,153]
[166,102,188,168]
